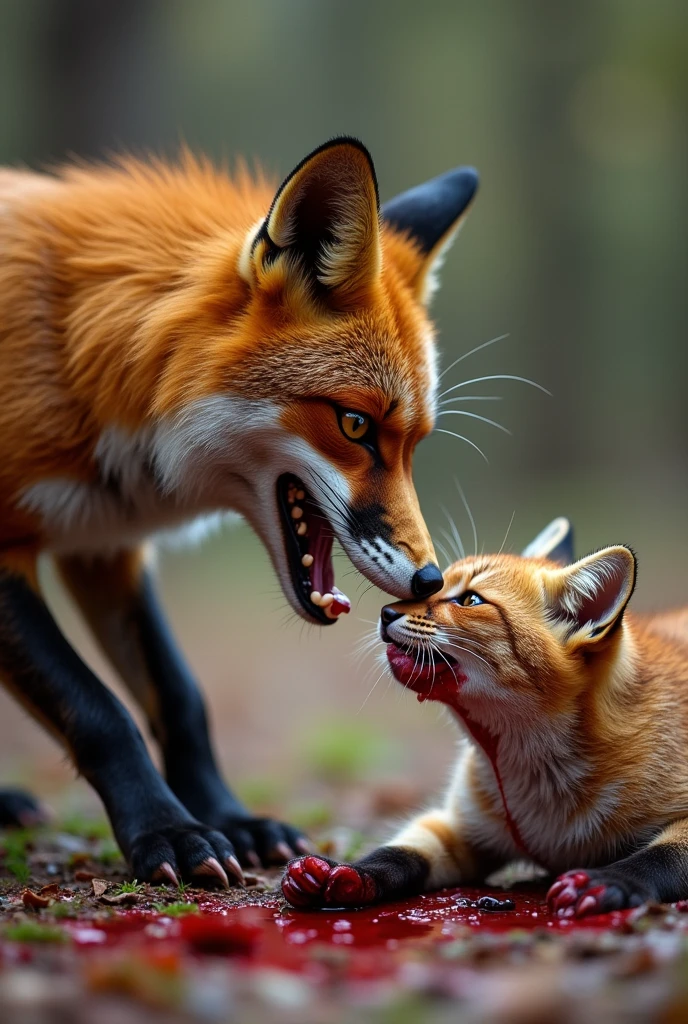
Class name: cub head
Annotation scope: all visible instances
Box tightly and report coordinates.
[380,517,637,725]
[169,138,478,624]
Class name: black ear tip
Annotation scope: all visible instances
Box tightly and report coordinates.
[446,166,479,202]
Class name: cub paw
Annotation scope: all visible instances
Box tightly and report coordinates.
[547,868,651,918]
[282,855,377,908]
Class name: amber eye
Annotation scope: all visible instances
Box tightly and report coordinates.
[339,409,371,442]
[458,591,485,608]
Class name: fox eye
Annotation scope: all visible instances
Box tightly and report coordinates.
[456,591,485,607]
[339,409,371,442]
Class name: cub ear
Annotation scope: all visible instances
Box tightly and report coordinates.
[544,546,637,646]
[522,517,574,566]
[243,137,381,311]
[382,165,478,304]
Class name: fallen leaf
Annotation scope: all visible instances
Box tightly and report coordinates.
[91,878,109,898]
[100,892,140,906]
[39,883,60,896]
[22,888,53,909]
[74,869,98,882]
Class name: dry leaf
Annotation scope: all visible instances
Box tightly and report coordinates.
[39,883,60,896]
[100,892,140,906]
[22,888,52,909]
[74,869,98,882]
[91,878,109,898]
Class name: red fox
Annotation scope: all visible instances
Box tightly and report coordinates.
[0,138,478,884]
[283,518,688,918]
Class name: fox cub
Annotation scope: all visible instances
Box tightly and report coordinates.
[284,517,688,918]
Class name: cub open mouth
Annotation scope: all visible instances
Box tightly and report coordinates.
[277,474,351,625]
[386,642,460,690]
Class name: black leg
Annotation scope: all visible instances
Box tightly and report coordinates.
[56,551,307,867]
[548,820,688,917]
[0,565,242,886]
[0,787,49,827]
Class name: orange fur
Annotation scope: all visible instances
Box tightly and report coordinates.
[378,527,688,885]
[0,146,441,574]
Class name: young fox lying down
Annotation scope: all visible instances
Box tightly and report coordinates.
[283,518,688,918]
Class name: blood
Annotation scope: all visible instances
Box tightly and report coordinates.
[386,643,535,861]
[52,886,634,959]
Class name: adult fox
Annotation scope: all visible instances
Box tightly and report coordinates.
[0,138,478,884]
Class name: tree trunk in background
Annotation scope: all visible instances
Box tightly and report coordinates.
[36,0,165,162]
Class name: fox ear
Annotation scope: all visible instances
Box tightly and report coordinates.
[382,166,478,304]
[522,517,574,566]
[545,546,636,646]
[243,137,381,310]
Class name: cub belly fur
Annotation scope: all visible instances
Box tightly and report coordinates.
[283,517,688,918]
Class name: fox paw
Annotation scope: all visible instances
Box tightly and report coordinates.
[547,869,652,918]
[282,855,377,908]
[0,788,51,828]
[215,815,310,869]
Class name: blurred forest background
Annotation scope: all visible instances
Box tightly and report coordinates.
[0,0,685,828]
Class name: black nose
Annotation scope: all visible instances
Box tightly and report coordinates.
[381,605,404,626]
[411,563,444,598]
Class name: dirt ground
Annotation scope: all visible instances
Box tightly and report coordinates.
[2,814,688,1024]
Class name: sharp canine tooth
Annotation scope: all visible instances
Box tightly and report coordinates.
[320,593,334,607]
[297,522,307,535]
[296,489,305,500]
[291,506,303,519]
[310,591,322,605]
[301,554,313,567]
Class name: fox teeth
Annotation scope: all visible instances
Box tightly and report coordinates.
[301,554,314,567]
[296,522,307,536]
[310,591,322,605]
[296,489,305,500]
[291,506,303,520]
[320,593,334,608]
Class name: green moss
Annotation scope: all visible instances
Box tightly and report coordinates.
[49,900,83,919]
[60,815,112,841]
[97,842,124,866]
[112,879,144,895]
[302,721,385,783]
[153,901,198,916]
[1,828,34,884]
[287,801,333,829]
[3,920,67,943]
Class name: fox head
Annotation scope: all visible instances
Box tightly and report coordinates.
[144,138,478,624]
[380,517,638,727]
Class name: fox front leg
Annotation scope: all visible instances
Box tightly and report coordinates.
[282,809,495,908]
[548,819,688,918]
[0,560,242,886]
[56,550,308,868]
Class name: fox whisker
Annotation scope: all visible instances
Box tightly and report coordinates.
[437,409,511,435]
[438,334,510,381]
[434,429,489,464]
[438,374,551,403]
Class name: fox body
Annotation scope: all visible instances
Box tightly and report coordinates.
[0,138,480,882]
[283,518,688,918]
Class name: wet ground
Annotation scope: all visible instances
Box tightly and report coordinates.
[2,825,688,1022]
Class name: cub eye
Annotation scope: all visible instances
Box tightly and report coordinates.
[339,409,371,442]
[457,591,485,608]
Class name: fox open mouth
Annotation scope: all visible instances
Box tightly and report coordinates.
[277,474,351,625]
[386,642,462,693]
